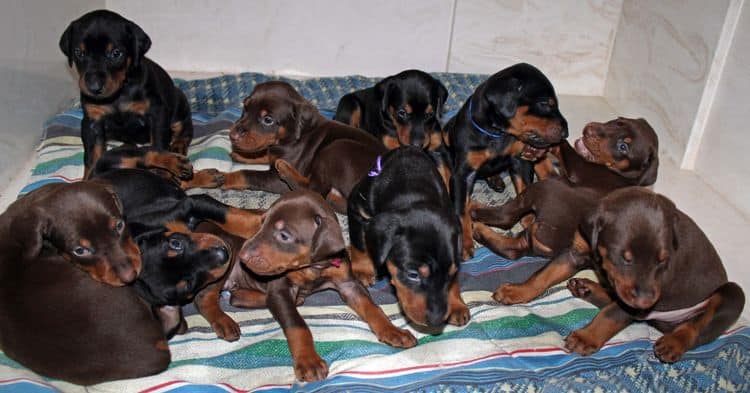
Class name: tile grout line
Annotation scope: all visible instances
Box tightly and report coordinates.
[444,0,458,72]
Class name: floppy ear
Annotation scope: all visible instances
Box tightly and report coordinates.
[484,77,522,120]
[10,207,51,259]
[637,150,659,186]
[434,79,449,122]
[126,20,151,67]
[310,214,346,262]
[59,21,76,66]
[364,213,400,267]
[655,194,680,251]
[375,78,392,112]
[293,102,319,140]
[579,207,605,259]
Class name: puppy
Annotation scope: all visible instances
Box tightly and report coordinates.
[445,63,568,259]
[60,10,193,178]
[0,182,168,385]
[348,146,470,329]
[221,81,385,212]
[563,187,744,363]
[214,189,416,382]
[472,118,658,263]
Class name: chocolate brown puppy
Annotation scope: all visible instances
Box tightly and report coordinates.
[0,182,168,385]
[563,187,744,363]
[215,189,416,382]
[221,81,385,212]
[60,10,193,178]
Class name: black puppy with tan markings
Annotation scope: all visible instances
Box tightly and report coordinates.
[60,10,193,178]
[0,182,169,385]
[564,188,744,363]
[214,189,416,381]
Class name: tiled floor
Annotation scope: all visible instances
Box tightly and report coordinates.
[1,94,747,318]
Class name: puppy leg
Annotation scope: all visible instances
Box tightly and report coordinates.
[183,195,264,238]
[82,120,106,179]
[471,189,534,229]
[654,282,745,363]
[565,302,633,356]
[274,159,311,189]
[347,207,377,286]
[229,288,268,308]
[472,223,528,260]
[332,269,417,348]
[180,169,225,189]
[493,236,589,304]
[221,169,293,194]
[267,279,328,382]
[445,277,470,326]
[451,163,479,260]
[567,278,613,308]
[194,281,240,342]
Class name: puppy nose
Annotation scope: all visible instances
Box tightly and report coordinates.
[115,265,138,284]
[238,243,259,262]
[85,73,105,95]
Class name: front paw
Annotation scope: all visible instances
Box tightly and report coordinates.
[446,302,471,326]
[158,153,193,180]
[564,329,603,356]
[193,168,225,188]
[377,326,417,348]
[352,268,376,287]
[211,314,241,342]
[654,331,690,363]
[462,234,475,261]
[294,353,329,382]
[485,174,506,193]
[567,278,594,299]
[492,283,536,305]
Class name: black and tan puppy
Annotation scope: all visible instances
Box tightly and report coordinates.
[472,118,659,268]
[348,146,470,329]
[212,189,416,381]
[0,182,169,385]
[91,152,262,340]
[445,63,568,259]
[221,81,385,212]
[60,10,193,178]
[561,187,744,363]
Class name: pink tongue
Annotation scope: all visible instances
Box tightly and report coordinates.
[574,138,592,158]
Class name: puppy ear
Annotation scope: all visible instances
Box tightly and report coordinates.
[364,213,400,267]
[127,20,151,67]
[434,79,449,122]
[59,21,76,66]
[293,102,319,140]
[580,207,605,258]
[10,207,51,259]
[484,77,522,119]
[310,214,346,262]
[655,194,680,251]
[376,79,394,115]
[637,150,659,186]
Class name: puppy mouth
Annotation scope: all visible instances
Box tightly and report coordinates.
[574,137,599,163]
[242,255,287,276]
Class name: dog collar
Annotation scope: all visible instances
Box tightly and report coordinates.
[368,156,383,177]
[468,97,507,140]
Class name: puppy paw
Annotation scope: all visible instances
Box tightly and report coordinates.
[461,236,475,261]
[377,326,417,348]
[183,169,225,189]
[446,302,471,326]
[564,330,602,356]
[492,283,535,305]
[152,152,193,179]
[353,270,376,287]
[567,278,594,299]
[211,314,241,342]
[654,332,690,363]
[485,174,506,193]
[294,354,329,382]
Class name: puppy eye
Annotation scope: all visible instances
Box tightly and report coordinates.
[617,141,630,154]
[260,115,276,127]
[115,219,125,234]
[72,246,93,257]
[397,109,408,119]
[405,269,421,282]
[108,48,123,59]
[275,230,294,243]
[73,48,84,59]
[168,238,185,252]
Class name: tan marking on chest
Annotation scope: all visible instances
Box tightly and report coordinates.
[119,99,151,115]
[84,104,114,121]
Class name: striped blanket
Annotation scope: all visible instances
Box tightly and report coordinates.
[2,74,748,392]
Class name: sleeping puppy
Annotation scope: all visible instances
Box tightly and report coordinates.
[564,187,744,363]
[348,146,470,329]
[0,182,169,385]
[214,189,416,382]
[472,118,658,261]
[59,10,193,178]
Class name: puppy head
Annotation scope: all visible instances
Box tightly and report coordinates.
[477,63,568,148]
[365,209,461,328]
[229,81,320,155]
[238,189,345,276]
[376,70,448,149]
[575,117,659,185]
[59,9,151,99]
[581,187,679,310]
[134,221,230,305]
[8,182,141,286]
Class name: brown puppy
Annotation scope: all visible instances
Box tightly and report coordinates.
[217,189,416,382]
[562,187,744,363]
[471,118,659,303]
[221,81,385,212]
[0,182,168,385]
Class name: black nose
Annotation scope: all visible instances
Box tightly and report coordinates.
[85,73,105,95]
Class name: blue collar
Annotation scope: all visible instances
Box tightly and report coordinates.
[468,97,506,139]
